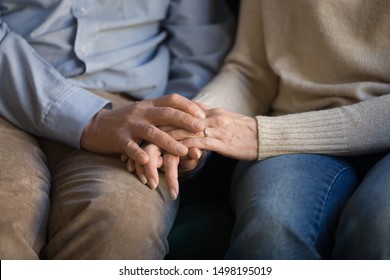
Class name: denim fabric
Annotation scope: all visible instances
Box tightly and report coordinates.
[333,153,390,259]
[226,154,360,259]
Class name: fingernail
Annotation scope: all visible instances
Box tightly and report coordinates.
[177,144,188,156]
[192,120,204,131]
[195,149,202,160]
[138,174,148,185]
[169,189,178,200]
[127,164,134,173]
[148,178,158,190]
[120,154,127,162]
[196,111,206,118]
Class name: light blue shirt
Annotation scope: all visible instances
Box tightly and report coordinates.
[0,0,234,148]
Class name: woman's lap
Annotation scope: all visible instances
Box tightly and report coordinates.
[227,153,360,259]
[333,153,390,259]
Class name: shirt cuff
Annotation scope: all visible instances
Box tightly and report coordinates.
[43,86,111,149]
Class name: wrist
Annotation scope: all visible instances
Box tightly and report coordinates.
[80,108,110,151]
[248,117,259,161]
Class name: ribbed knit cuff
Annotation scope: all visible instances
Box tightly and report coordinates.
[256,108,349,160]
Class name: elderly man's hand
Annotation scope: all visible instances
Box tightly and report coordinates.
[80,94,205,165]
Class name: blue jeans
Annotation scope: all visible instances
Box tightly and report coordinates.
[226,153,390,259]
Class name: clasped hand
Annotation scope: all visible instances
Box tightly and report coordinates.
[80,93,205,175]
[124,106,259,200]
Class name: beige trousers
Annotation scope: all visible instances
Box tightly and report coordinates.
[0,91,178,259]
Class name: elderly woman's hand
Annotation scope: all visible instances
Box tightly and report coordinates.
[123,107,257,199]
[171,108,258,161]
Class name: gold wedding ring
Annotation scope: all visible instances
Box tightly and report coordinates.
[203,128,208,137]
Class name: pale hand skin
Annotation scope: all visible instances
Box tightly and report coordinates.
[128,107,258,200]
[175,108,258,161]
[80,94,206,165]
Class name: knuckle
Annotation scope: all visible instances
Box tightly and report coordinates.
[215,107,225,113]
[172,109,186,121]
[208,107,226,117]
[124,139,134,150]
[131,121,144,133]
[200,137,209,145]
[154,107,172,119]
[161,107,175,119]
[130,102,142,114]
[214,114,226,126]
[167,93,181,103]
[209,108,221,114]
[144,125,157,139]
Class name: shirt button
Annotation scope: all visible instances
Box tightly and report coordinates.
[80,46,88,56]
[79,7,88,15]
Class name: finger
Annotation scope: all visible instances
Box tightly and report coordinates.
[136,125,189,157]
[182,137,251,160]
[178,158,200,173]
[143,144,162,190]
[188,147,202,160]
[165,128,203,141]
[123,140,149,165]
[159,126,203,142]
[158,125,176,133]
[120,154,129,162]
[181,137,222,154]
[180,150,211,175]
[148,107,204,132]
[157,157,163,168]
[135,162,149,187]
[127,160,135,173]
[163,154,180,200]
[153,93,206,118]
[193,101,209,111]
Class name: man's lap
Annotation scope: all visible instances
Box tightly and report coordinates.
[0,116,178,259]
[0,117,50,259]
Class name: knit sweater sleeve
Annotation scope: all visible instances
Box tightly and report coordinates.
[194,0,278,116]
[256,94,390,160]
[195,0,390,161]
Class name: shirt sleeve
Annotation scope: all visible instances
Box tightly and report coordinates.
[0,20,111,149]
[163,0,236,99]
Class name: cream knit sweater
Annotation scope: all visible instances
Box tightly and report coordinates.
[195,0,390,160]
